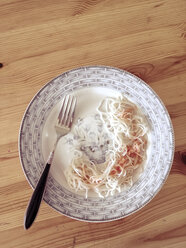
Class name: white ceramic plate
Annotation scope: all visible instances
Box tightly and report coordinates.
[19,66,174,222]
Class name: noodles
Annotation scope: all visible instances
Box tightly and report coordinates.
[64,95,148,198]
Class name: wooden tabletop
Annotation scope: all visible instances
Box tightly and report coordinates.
[1,0,186,247]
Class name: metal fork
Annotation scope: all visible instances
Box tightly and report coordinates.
[24,95,77,229]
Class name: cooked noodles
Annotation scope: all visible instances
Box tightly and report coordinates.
[65,96,148,198]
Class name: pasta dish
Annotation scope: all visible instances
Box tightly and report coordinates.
[65,96,148,198]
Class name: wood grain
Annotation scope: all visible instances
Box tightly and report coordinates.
[0,0,186,247]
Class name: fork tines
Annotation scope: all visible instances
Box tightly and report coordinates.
[58,95,77,128]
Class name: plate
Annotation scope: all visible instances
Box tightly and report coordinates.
[19,66,174,222]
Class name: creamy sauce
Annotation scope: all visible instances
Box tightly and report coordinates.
[64,113,113,164]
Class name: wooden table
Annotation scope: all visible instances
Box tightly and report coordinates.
[0,0,186,247]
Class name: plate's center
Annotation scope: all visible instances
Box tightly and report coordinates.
[64,113,111,164]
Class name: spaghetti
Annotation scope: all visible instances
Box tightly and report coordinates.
[65,96,148,198]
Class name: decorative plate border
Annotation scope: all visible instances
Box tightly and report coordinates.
[19,66,175,222]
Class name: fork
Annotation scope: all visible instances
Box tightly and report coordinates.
[24,95,77,229]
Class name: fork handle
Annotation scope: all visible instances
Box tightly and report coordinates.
[24,163,51,229]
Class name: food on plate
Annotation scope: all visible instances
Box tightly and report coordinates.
[65,95,148,198]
